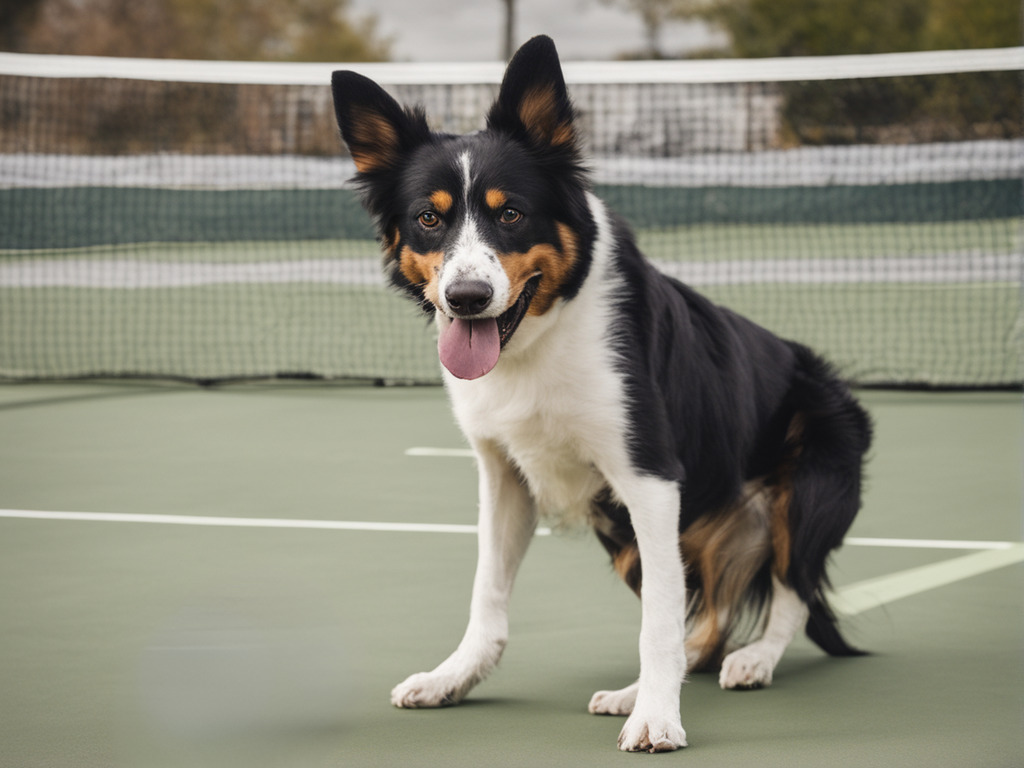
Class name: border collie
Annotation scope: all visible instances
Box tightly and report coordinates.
[331,35,871,753]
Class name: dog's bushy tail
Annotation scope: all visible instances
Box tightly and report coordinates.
[784,344,873,657]
[807,599,866,656]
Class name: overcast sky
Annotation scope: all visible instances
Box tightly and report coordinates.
[349,0,724,61]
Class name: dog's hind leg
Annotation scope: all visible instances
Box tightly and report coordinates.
[719,575,808,689]
[391,439,536,708]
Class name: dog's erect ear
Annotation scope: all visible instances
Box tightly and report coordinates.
[486,35,576,150]
[331,71,430,174]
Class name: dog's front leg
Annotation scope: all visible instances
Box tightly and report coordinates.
[391,439,536,708]
[614,475,689,752]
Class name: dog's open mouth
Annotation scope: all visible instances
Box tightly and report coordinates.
[437,274,541,381]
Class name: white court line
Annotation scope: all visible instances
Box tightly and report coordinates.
[0,508,555,537]
[0,508,1016,553]
[404,449,1020,552]
[3,507,1021,615]
[844,536,1016,551]
[404,447,476,458]
[0,508,478,535]
[833,543,1024,616]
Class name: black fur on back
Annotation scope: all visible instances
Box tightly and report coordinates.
[599,215,872,656]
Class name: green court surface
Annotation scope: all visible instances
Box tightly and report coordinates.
[0,383,1021,767]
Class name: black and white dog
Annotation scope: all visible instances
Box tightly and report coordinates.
[331,35,871,752]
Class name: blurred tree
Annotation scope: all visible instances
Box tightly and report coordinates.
[501,0,516,60]
[604,0,1020,57]
[0,0,391,61]
[703,0,923,57]
[922,0,1020,50]
[599,0,715,58]
[918,0,1021,140]
[702,0,1019,57]
[0,0,45,51]
[696,0,1021,144]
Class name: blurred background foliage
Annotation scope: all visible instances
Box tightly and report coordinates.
[0,0,391,61]
[0,0,1019,147]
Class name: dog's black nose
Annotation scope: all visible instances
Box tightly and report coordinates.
[445,280,493,316]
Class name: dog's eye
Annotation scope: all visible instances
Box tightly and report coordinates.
[418,211,441,229]
[499,207,522,225]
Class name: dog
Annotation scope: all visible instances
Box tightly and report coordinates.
[331,35,872,753]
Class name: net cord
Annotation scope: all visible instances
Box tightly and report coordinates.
[0,46,1021,85]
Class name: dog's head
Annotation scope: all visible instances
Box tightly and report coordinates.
[332,36,595,380]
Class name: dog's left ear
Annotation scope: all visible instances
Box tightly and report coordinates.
[487,35,576,151]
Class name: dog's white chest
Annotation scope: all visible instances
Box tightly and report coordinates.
[499,411,608,524]
[449,359,626,526]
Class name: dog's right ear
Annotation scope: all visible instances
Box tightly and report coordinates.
[331,71,430,174]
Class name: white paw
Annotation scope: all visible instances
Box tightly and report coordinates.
[617,711,688,753]
[588,682,638,716]
[390,670,470,708]
[719,646,775,690]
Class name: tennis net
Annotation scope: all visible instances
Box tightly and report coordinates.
[1,48,1021,386]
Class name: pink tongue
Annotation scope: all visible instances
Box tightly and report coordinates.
[438,317,501,380]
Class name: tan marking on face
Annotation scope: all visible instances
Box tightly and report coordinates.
[398,246,443,307]
[485,188,508,210]
[497,222,579,316]
[348,107,400,173]
[517,86,575,147]
[429,190,454,215]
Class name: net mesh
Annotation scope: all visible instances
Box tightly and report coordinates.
[1,54,1021,386]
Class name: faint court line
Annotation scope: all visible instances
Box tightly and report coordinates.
[0,508,486,535]
[2,253,1019,288]
[833,544,1024,615]
[3,507,1022,618]
[0,507,1014,551]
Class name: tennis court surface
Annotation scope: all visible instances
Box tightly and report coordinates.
[1,382,1020,768]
